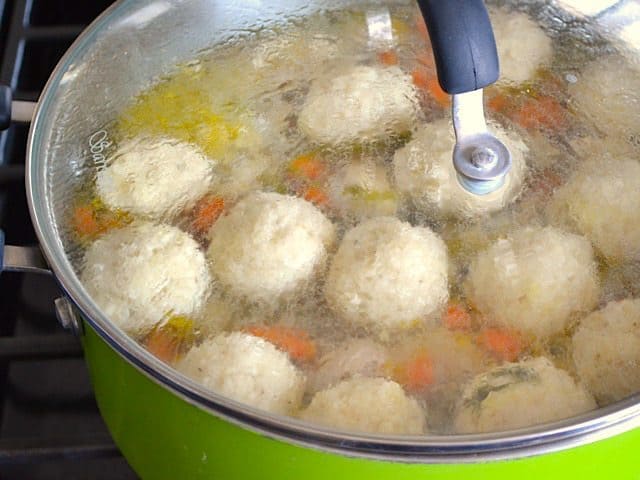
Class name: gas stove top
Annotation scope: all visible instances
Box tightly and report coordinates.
[0,1,137,478]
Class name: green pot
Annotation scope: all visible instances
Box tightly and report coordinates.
[15,0,640,478]
[82,321,640,479]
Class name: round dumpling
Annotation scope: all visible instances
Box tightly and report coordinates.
[465,226,599,338]
[572,298,640,405]
[177,332,305,415]
[393,119,527,218]
[569,56,640,139]
[324,216,448,331]
[299,376,426,434]
[328,159,398,221]
[298,65,418,145]
[548,158,640,263]
[489,8,553,84]
[80,222,210,335]
[207,192,335,302]
[96,137,214,218]
[250,23,342,77]
[454,357,596,433]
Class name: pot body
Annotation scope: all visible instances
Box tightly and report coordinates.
[82,320,640,479]
[25,0,640,476]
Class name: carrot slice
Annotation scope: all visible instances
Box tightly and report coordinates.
[486,92,511,115]
[288,153,326,181]
[71,200,131,240]
[411,68,450,108]
[72,205,101,238]
[513,96,566,131]
[144,315,195,363]
[378,50,399,66]
[443,302,473,331]
[245,325,317,362]
[302,185,329,207]
[393,350,434,393]
[477,328,524,362]
[487,90,567,133]
[411,68,430,90]
[191,195,225,235]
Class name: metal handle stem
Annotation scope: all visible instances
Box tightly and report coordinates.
[452,90,489,141]
[451,90,512,195]
[3,245,52,275]
[1,231,51,275]
[11,100,37,123]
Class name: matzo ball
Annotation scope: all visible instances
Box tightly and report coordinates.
[325,217,448,331]
[454,357,596,433]
[299,376,426,434]
[96,137,214,219]
[393,119,527,219]
[465,226,599,338]
[298,65,417,145]
[572,298,640,405]
[177,332,305,415]
[81,222,210,335]
[207,192,335,302]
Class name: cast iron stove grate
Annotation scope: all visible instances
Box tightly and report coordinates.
[0,1,137,478]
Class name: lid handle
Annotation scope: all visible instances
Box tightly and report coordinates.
[416,0,499,94]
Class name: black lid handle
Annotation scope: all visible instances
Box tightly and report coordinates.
[416,0,499,94]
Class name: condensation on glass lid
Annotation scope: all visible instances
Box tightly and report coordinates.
[64,0,640,437]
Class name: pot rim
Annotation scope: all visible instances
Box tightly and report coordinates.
[25,0,640,464]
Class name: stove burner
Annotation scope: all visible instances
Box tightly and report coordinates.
[0,1,137,478]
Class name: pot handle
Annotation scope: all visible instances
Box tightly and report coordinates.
[1,230,82,333]
[0,230,52,275]
[416,0,499,94]
[0,84,37,129]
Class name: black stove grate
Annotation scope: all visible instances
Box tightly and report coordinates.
[0,1,137,478]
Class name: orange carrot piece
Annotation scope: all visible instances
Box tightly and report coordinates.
[486,92,510,115]
[72,205,102,238]
[425,76,450,108]
[477,328,524,362]
[303,185,329,207]
[192,195,225,234]
[393,350,434,393]
[513,96,566,131]
[72,201,130,240]
[288,153,326,181]
[245,325,317,362]
[412,68,450,108]
[411,68,430,90]
[144,315,195,363]
[487,91,567,133]
[443,302,473,331]
[377,50,399,66]
[145,329,180,363]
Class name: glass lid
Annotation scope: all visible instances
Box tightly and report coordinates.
[27,0,640,460]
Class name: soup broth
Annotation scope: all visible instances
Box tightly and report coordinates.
[68,1,640,435]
